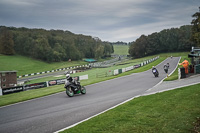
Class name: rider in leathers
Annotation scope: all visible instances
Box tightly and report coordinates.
[65,74,78,90]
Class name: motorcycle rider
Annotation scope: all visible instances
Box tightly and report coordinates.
[65,74,78,89]
[152,66,159,77]
[163,64,169,73]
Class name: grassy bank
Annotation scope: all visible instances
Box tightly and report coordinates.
[62,83,200,133]
[113,45,129,55]
[0,55,87,76]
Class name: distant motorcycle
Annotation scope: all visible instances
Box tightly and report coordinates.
[64,78,86,97]
[163,65,168,73]
[152,67,159,77]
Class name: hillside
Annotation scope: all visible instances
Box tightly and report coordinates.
[0,54,87,76]
[113,45,129,55]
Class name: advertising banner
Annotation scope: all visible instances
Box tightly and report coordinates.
[114,69,119,75]
[24,82,47,90]
[48,80,57,86]
[48,79,66,86]
[2,86,24,95]
[56,79,66,85]
[134,64,141,68]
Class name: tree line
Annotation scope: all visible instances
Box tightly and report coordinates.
[129,25,194,58]
[0,26,114,62]
[129,7,200,58]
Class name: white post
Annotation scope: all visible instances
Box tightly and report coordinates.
[178,68,181,79]
[0,88,2,96]
[46,81,49,87]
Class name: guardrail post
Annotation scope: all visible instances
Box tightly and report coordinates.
[0,87,2,96]
[46,81,49,87]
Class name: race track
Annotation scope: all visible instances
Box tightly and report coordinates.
[0,57,180,133]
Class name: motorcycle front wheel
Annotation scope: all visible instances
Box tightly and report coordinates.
[80,86,86,94]
[66,86,74,97]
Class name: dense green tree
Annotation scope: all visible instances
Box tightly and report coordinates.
[103,42,113,57]
[0,26,114,62]
[32,37,53,62]
[0,27,15,55]
[191,7,200,47]
[129,25,193,58]
[129,35,148,58]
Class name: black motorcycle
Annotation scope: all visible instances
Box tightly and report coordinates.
[64,79,86,97]
[152,67,159,77]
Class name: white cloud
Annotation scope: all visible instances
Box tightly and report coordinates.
[0,0,199,42]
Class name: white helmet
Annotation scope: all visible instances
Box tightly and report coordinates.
[66,74,70,79]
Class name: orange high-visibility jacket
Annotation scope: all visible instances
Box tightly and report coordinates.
[180,60,189,68]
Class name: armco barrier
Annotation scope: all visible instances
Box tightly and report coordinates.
[113,56,159,76]
[24,82,47,91]
[17,64,90,78]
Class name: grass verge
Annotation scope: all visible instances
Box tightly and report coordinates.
[61,83,200,133]
[0,55,88,76]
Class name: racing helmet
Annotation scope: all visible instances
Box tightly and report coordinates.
[66,74,70,79]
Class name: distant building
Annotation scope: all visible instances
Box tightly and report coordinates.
[0,71,17,89]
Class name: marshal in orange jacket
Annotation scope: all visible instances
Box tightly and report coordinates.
[180,59,189,74]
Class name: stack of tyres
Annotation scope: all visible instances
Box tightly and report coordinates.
[180,67,186,79]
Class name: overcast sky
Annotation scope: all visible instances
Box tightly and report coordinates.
[0,0,199,42]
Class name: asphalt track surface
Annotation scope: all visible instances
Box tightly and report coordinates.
[0,57,180,133]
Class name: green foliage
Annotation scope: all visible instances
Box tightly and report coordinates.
[129,25,194,58]
[0,26,114,62]
[0,27,15,55]
[191,7,200,47]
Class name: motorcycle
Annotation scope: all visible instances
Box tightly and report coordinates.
[164,63,169,73]
[152,67,159,77]
[64,78,86,97]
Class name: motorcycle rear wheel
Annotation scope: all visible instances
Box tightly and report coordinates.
[80,86,86,94]
[66,86,74,97]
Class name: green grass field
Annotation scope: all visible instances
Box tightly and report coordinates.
[61,83,200,133]
[113,45,129,55]
[0,55,88,76]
